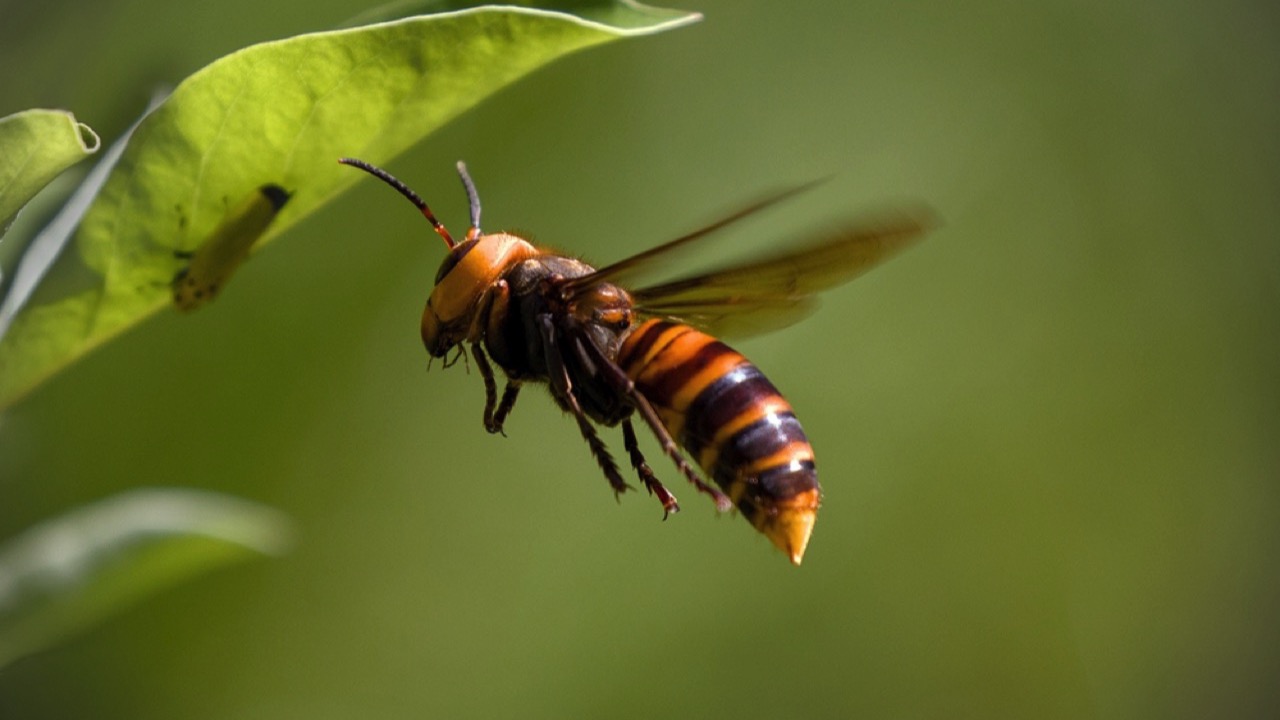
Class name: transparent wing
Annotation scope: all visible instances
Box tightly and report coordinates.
[561,181,825,295]
[628,209,934,337]
[633,296,822,339]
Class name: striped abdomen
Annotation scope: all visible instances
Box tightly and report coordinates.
[617,319,822,563]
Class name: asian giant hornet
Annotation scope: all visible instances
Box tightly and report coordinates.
[340,158,931,564]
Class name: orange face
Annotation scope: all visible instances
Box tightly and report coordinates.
[421,233,538,357]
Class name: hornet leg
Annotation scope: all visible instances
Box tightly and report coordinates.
[539,315,630,499]
[622,418,679,518]
[491,381,521,436]
[470,344,503,434]
[570,330,732,512]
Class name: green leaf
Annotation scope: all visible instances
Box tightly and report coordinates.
[0,98,162,348]
[0,489,292,668]
[0,2,698,409]
[0,109,100,238]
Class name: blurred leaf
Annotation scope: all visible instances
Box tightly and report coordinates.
[0,488,292,669]
[0,109,100,238]
[0,2,699,410]
[0,97,161,343]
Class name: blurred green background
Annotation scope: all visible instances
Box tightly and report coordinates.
[2,0,1277,717]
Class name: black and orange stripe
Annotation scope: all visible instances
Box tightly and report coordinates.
[618,319,821,563]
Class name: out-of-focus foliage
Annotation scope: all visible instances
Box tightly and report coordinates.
[0,489,292,669]
[0,109,98,236]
